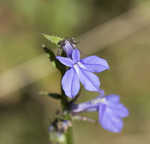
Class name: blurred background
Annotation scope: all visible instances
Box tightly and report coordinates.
[0,0,150,144]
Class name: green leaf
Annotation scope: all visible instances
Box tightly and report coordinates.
[40,92,61,99]
[48,93,61,99]
[42,34,63,45]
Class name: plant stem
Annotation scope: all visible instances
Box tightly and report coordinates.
[43,45,74,144]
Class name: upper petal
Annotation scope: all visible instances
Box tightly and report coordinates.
[62,40,74,58]
[72,48,80,63]
[62,68,80,98]
[74,65,100,92]
[81,56,109,73]
[56,56,73,67]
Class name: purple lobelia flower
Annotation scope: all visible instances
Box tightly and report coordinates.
[56,48,109,98]
[72,94,129,133]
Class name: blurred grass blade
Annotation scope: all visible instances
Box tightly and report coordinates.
[42,34,63,45]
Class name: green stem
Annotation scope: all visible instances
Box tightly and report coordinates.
[60,97,74,143]
[61,88,74,144]
[65,122,73,144]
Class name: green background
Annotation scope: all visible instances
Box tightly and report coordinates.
[0,0,150,144]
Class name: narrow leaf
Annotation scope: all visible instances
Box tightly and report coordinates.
[42,34,63,45]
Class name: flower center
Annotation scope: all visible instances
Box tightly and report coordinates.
[77,62,86,70]
[73,64,80,75]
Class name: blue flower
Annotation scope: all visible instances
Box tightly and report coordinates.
[72,94,129,133]
[56,48,109,98]
[61,40,75,58]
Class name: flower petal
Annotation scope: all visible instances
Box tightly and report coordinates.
[81,56,109,73]
[110,104,129,118]
[78,68,100,92]
[74,64,100,92]
[72,48,80,63]
[62,40,74,58]
[56,56,73,67]
[62,68,80,98]
[106,95,129,118]
[106,94,120,103]
[98,104,123,133]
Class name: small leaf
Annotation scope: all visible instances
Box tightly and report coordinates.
[40,92,61,99]
[42,34,63,45]
[48,93,61,99]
